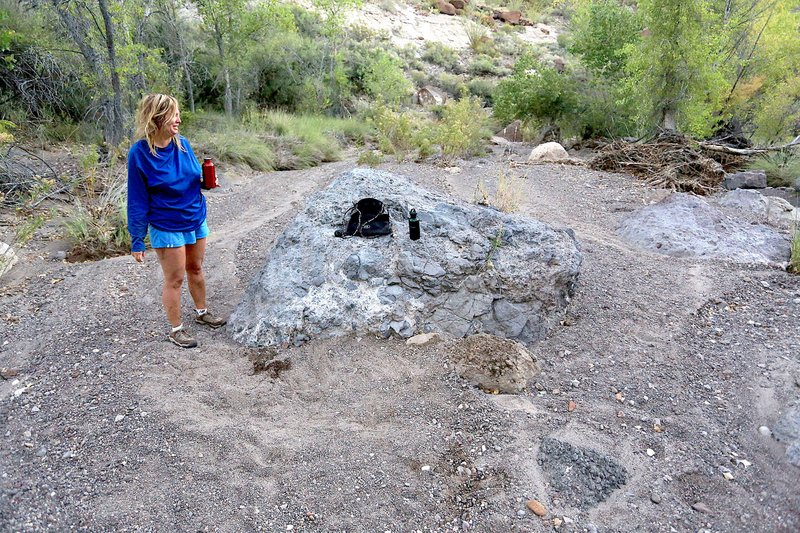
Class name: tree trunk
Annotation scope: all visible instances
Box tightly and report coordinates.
[97,0,124,146]
[213,18,232,116]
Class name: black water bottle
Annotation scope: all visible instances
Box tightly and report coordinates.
[409,208,420,241]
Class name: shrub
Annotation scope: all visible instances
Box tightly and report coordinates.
[422,41,460,71]
[363,52,413,108]
[370,106,434,161]
[791,226,800,274]
[65,178,130,260]
[468,54,509,76]
[467,77,496,105]
[493,54,579,131]
[437,94,491,161]
[747,150,800,188]
[357,149,383,167]
[568,0,641,78]
[436,73,468,98]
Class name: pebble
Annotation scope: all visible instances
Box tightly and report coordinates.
[646,448,656,457]
[723,472,734,481]
[421,465,431,472]
[526,499,547,517]
[114,414,125,423]
[567,400,577,412]
[517,509,525,517]
[650,493,662,504]
[758,426,771,436]
[552,517,563,528]
[692,502,712,514]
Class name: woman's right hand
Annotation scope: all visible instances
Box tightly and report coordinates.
[132,251,145,263]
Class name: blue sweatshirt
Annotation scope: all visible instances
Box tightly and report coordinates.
[127,136,206,252]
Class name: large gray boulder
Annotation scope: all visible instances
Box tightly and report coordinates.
[722,170,767,190]
[617,193,790,268]
[229,169,582,347]
[717,189,798,228]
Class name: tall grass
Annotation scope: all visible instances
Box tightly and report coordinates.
[65,177,130,260]
[747,150,800,188]
[185,110,373,171]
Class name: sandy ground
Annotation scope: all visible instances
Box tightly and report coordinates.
[1,148,800,532]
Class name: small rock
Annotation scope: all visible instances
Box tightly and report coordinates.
[758,425,771,436]
[692,502,712,514]
[517,509,525,517]
[650,493,662,504]
[615,392,625,402]
[567,400,577,412]
[36,446,47,457]
[646,448,656,457]
[552,517,563,528]
[62,451,74,459]
[114,414,125,423]
[0,367,19,379]
[723,472,734,481]
[526,499,547,517]
[421,465,432,472]
[406,333,441,346]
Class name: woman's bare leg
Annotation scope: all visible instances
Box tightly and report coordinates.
[155,247,186,327]
[184,238,207,311]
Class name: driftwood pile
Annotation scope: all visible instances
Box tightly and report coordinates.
[588,134,745,195]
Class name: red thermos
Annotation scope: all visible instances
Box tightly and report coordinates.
[201,158,218,189]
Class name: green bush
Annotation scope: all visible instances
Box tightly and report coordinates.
[467,77,496,105]
[493,54,578,131]
[747,151,800,188]
[468,55,509,76]
[436,73,468,99]
[438,94,491,161]
[370,106,434,161]
[357,149,383,167]
[568,0,641,77]
[65,179,130,260]
[422,41,460,71]
[363,52,413,108]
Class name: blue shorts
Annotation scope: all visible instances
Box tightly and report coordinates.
[149,220,209,249]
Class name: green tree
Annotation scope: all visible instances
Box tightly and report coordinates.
[623,0,729,135]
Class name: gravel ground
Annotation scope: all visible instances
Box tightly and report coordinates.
[1,149,799,532]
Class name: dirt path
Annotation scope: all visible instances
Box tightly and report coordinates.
[1,153,799,532]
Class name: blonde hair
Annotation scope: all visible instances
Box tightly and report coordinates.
[134,94,184,156]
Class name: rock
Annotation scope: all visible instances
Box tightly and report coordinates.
[437,0,456,15]
[567,400,577,412]
[538,438,627,509]
[692,502,712,514]
[114,414,125,423]
[723,472,734,480]
[406,332,441,346]
[0,367,19,379]
[501,10,522,24]
[794,177,800,192]
[421,464,432,472]
[448,333,539,393]
[718,189,798,228]
[646,448,656,457]
[450,0,466,9]
[526,499,547,516]
[552,517,563,528]
[786,442,800,467]
[416,85,448,106]
[722,170,767,190]
[650,492,662,504]
[618,193,790,268]
[229,169,581,347]
[758,425,771,436]
[0,241,18,278]
[496,120,524,142]
[528,142,569,163]
[773,404,800,467]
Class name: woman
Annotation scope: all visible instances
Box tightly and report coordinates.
[127,93,226,348]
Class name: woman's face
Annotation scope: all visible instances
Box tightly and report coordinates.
[161,107,181,138]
